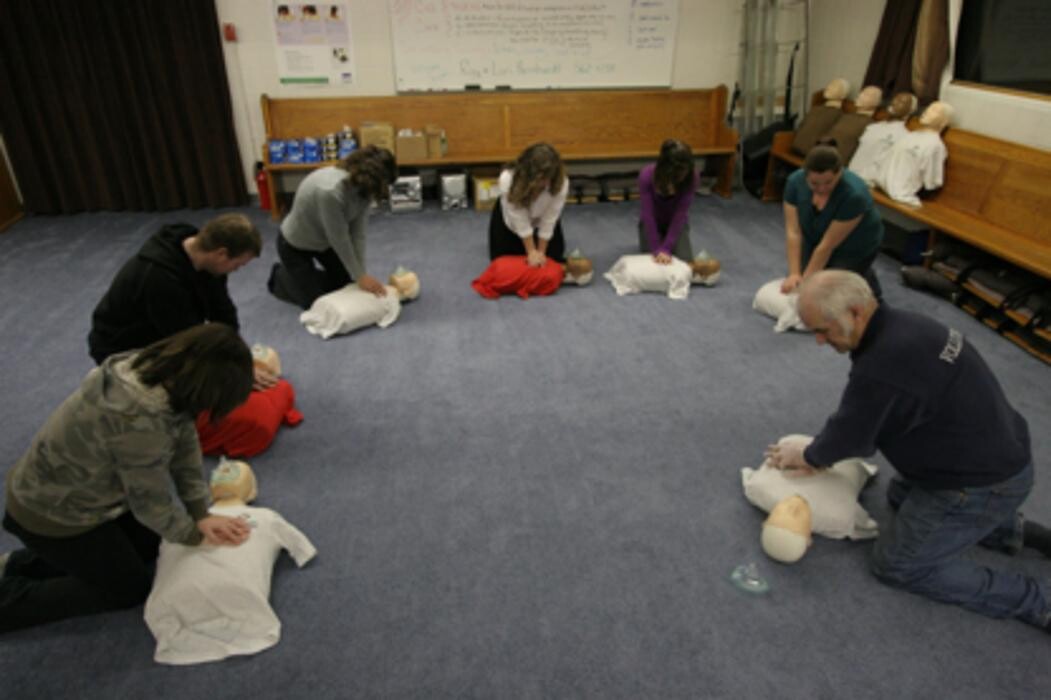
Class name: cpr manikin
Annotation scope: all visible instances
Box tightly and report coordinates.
[563,248,595,285]
[822,85,881,162]
[195,345,303,458]
[761,495,813,563]
[741,434,879,564]
[874,100,953,206]
[792,78,851,156]
[849,91,917,185]
[690,251,721,286]
[604,250,722,300]
[144,458,317,665]
[472,251,594,299]
[853,86,882,116]
[823,78,850,108]
[300,266,421,338]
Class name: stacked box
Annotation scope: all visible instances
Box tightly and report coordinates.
[441,173,468,210]
[472,173,501,212]
[360,122,395,153]
[268,140,286,164]
[303,137,321,163]
[396,130,428,162]
[285,139,304,164]
[390,175,423,213]
[425,125,447,158]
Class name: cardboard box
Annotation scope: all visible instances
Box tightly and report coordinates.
[472,172,501,212]
[424,124,447,159]
[396,131,428,162]
[359,121,395,153]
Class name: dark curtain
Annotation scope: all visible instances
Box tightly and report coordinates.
[912,0,949,102]
[0,0,248,214]
[862,0,925,100]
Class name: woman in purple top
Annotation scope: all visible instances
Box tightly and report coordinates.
[638,139,700,264]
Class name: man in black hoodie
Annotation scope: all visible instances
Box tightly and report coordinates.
[766,269,1051,634]
[88,214,270,386]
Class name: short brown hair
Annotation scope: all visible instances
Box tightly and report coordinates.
[507,143,566,208]
[132,324,253,421]
[196,214,262,258]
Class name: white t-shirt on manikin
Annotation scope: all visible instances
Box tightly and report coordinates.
[144,504,317,665]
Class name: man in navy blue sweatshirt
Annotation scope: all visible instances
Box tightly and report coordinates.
[767,269,1051,633]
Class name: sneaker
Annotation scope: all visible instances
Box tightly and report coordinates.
[0,551,10,578]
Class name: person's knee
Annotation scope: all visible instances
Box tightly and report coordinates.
[98,574,151,610]
[870,547,933,592]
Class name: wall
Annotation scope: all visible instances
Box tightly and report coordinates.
[215,0,742,192]
[216,0,1051,194]
[808,0,885,101]
[808,0,1051,151]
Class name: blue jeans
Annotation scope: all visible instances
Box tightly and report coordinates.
[871,462,1050,628]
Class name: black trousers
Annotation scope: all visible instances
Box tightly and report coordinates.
[0,511,160,633]
[270,234,352,309]
[487,199,566,263]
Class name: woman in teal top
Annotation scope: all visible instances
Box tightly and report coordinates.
[781,139,884,298]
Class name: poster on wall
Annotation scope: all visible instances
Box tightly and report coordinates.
[273,3,354,85]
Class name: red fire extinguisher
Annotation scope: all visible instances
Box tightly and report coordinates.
[255,162,271,211]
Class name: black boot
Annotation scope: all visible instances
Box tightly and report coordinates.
[1023,521,1051,557]
[267,262,297,305]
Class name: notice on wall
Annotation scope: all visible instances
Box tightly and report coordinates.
[273,2,354,85]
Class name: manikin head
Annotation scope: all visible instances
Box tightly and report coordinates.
[797,270,878,353]
[919,101,954,132]
[855,86,882,114]
[251,344,282,377]
[561,249,594,286]
[210,458,258,505]
[690,251,721,278]
[564,249,593,278]
[389,267,420,301]
[888,92,918,120]
[761,494,813,563]
[823,78,851,106]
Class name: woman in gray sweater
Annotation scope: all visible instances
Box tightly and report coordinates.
[268,145,397,308]
[1,324,254,633]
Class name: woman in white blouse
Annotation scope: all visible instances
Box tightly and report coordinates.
[488,143,569,266]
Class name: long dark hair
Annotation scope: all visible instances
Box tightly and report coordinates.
[339,145,397,201]
[132,324,253,421]
[506,142,566,207]
[654,139,695,196]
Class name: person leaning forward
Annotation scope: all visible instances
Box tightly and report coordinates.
[87,213,274,389]
[766,269,1051,634]
[1,324,254,634]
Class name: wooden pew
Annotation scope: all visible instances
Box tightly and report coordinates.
[260,87,739,219]
[762,113,1051,362]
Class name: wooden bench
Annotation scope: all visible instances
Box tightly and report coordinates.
[260,87,739,220]
[761,115,1051,362]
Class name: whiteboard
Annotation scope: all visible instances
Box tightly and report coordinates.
[388,0,679,91]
